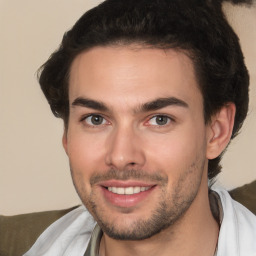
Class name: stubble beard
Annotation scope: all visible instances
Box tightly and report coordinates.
[71,160,205,241]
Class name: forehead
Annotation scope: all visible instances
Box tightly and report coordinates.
[69,46,202,109]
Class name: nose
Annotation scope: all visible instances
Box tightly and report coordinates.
[105,125,146,170]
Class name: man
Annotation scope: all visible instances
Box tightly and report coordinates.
[24,0,256,255]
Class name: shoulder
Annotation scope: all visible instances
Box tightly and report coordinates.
[23,205,96,255]
[213,188,256,256]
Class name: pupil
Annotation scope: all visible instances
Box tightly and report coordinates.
[92,115,103,125]
[156,116,167,125]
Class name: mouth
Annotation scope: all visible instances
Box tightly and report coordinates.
[98,180,156,208]
[107,186,150,195]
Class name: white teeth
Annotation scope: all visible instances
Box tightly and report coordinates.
[133,187,141,193]
[117,187,125,194]
[107,186,150,195]
[125,187,134,195]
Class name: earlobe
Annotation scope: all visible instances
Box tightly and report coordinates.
[206,103,236,159]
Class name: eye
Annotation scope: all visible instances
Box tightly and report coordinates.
[148,115,172,126]
[83,114,107,126]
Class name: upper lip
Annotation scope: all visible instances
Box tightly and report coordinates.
[97,180,156,188]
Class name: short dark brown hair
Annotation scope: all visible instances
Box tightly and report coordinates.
[38,0,250,181]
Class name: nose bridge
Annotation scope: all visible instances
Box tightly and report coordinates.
[105,122,145,169]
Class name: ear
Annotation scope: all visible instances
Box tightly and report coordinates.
[206,103,236,160]
[62,130,68,155]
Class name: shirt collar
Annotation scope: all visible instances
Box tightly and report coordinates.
[84,224,102,256]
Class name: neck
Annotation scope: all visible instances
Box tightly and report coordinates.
[99,177,219,256]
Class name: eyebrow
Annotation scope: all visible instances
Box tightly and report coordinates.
[71,96,188,112]
[139,97,188,112]
[72,97,109,111]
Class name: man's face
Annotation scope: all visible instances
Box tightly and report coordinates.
[64,46,211,240]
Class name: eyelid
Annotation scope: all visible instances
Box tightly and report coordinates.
[80,112,106,121]
[79,113,175,127]
[80,113,111,126]
[145,114,175,126]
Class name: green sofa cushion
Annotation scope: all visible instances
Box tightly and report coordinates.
[229,180,256,214]
[0,206,79,256]
[0,181,255,256]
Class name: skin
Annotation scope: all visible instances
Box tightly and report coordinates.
[63,45,235,256]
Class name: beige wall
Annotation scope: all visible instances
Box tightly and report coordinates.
[0,1,255,215]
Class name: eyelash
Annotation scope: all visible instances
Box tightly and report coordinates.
[145,114,174,127]
[80,114,175,128]
[80,114,110,127]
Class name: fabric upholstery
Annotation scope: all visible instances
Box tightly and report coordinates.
[0,206,79,256]
[229,180,256,214]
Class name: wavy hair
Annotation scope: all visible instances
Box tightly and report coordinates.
[38,0,251,181]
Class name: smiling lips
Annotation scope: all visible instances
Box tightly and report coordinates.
[100,181,156,208]
[108,186,150,195]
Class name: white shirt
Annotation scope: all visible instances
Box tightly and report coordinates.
[215,189,256,256]
[23,189,256,256]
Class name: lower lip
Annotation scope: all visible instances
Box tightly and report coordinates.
[101,186,156,208]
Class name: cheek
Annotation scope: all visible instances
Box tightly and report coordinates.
[66,131,107,180]
[144,126,207,175]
